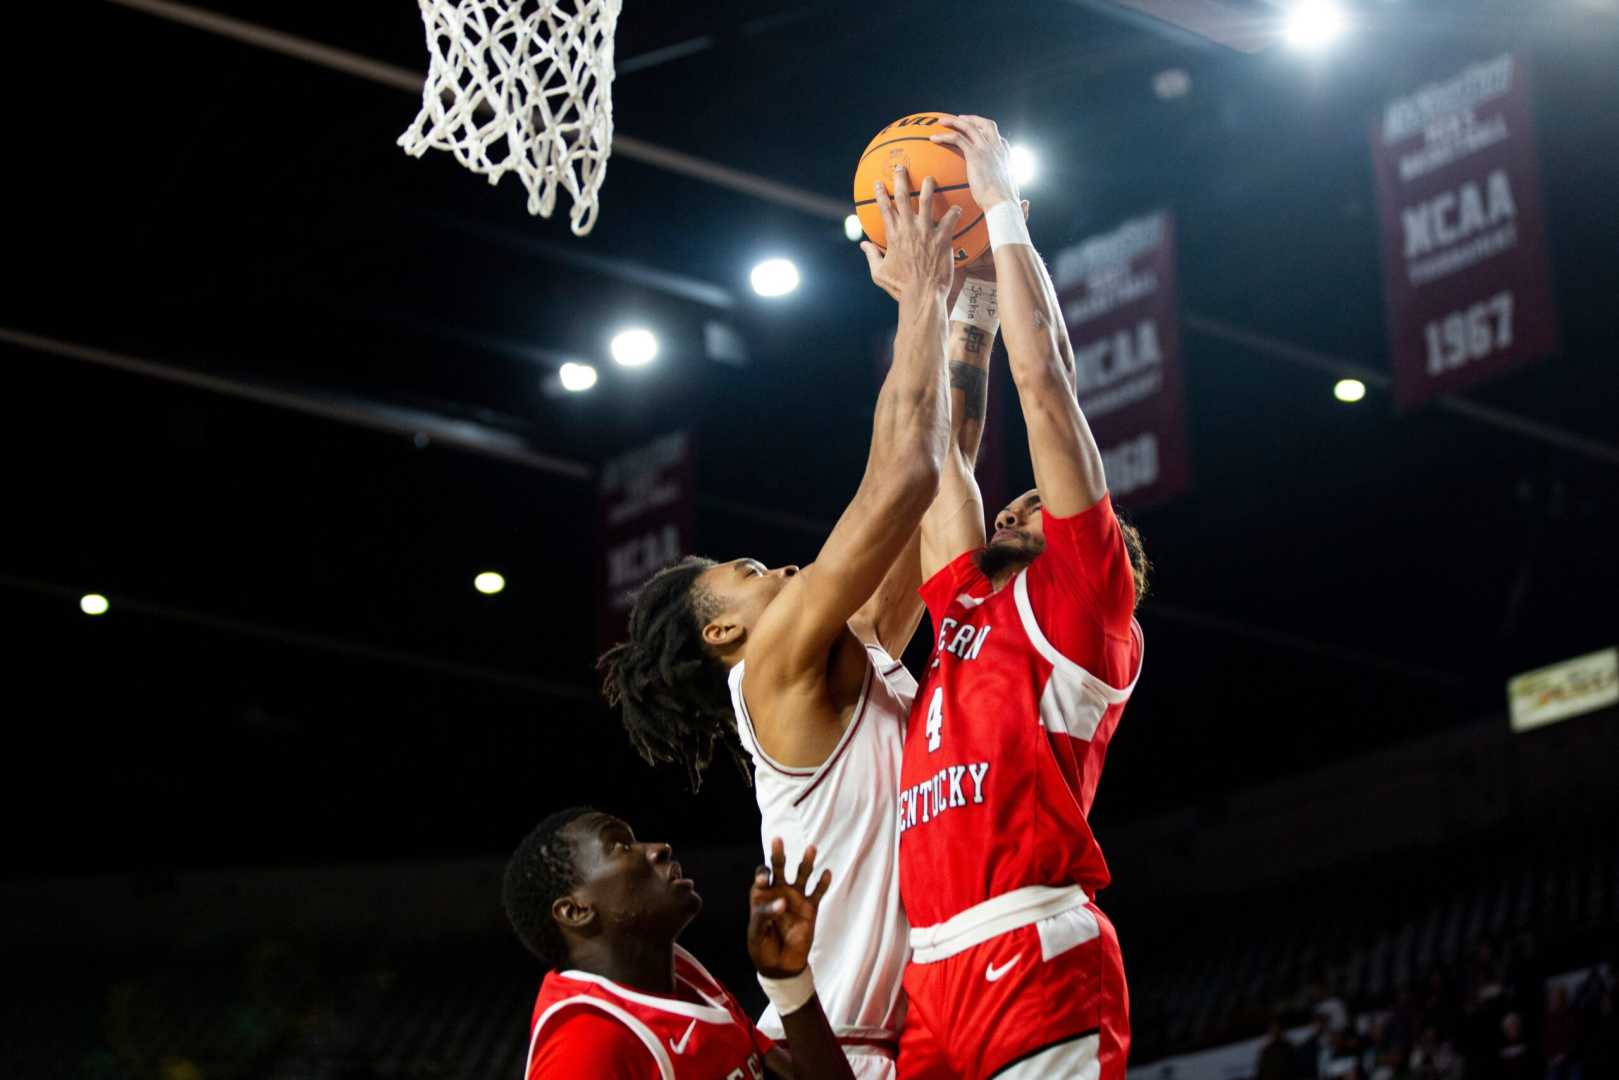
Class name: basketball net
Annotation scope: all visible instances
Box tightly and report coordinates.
[398,0,622,235]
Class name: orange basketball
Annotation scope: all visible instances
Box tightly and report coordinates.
[853,112,987,267]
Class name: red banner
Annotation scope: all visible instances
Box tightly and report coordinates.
[1370,53,1559,410]
[597,430,696,650]
[1054,210,1191,509]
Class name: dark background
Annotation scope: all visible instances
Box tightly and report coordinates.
[2,1,1615,1077]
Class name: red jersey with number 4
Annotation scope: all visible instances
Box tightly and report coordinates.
[898,494,1143,930]
[524,945,774,1080]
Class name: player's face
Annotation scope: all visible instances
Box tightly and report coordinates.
[989,489,1047,559]
[563,812,702,936]
[696,558,800,646]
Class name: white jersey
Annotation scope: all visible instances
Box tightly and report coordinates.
[729,642,915,1075]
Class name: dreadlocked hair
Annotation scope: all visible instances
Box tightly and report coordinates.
[503,805,595,969]
[597,556,749,792]
[1116,510,1152,609]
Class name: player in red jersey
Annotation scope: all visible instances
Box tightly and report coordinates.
[505,805,858,1079]
[892,116,1152,1080]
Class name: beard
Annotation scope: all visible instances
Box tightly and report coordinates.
[975,537,1041,579]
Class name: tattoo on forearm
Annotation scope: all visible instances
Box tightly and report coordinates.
[962,326,987,356]
[950,361,988,422]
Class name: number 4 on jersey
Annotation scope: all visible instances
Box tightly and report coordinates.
[926,687,944,752]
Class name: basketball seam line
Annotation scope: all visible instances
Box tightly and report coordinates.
[858,135,948,163]
[852,182,972,207]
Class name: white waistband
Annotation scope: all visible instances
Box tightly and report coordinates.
[908,884,1090,964]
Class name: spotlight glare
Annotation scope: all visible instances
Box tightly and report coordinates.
[609,328,658,367]
[750,258,800,298]
[1334,378,1367,403]
[844,214,864,242]
[80,593,109,616]
[474,571,506,596]
[1009,144,1038,187]
[1153,68,1191,101]
[558,362,598,392]
[1284,0,1347,49]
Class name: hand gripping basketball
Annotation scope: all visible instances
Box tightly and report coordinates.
[746,837,832,980]
[860,169,963,302]
[930,116,1020,214]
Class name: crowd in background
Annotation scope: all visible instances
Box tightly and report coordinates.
[1255,943,1618,1080]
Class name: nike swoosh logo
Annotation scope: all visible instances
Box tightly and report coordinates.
[985,953,1021,982]
[957,593,986,609]
[669,1018,697,1054]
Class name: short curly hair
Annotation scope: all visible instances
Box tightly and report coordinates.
[503,806,596,969]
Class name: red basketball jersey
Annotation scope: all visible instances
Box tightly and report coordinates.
[524,945,774,1080]
[898,495,1143,930]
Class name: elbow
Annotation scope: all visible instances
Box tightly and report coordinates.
[876,455,942,519]
[1008,351,1072,397]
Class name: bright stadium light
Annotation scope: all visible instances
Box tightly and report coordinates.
[750,258,800,298]
[80,593,109,616]
[558,361,597,392]
[1009,144,1038,187]
[844,214,864,242]
[1334,378,1367,403]
[474,571,506,595]
[610,327,658,367]
[1284,0,1347,49]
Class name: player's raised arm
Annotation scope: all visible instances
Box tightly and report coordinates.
[747,170,959,688]
[849,256,1006,653]
[931,117,1107,520]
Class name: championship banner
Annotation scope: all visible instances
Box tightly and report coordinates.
[1054,210,1191,508]
[597,430,695,650]
[1370,53,1559,410]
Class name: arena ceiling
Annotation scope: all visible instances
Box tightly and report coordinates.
[4,0,1616,875]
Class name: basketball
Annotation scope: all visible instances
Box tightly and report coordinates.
[853,113,988,266]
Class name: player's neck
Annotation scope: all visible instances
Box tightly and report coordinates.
[986,567,1020,593]
[571,935,678,996]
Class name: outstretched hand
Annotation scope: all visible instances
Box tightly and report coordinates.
[746,837,832,979]
[930,115,1019,215]
[860,166,963,303]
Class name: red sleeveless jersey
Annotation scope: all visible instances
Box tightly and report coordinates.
[898,495,1143,930]
[524,945,774,1080]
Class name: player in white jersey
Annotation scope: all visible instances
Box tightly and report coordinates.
[600,173,962,1076]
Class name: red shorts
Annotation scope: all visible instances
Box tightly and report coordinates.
[897,900,1130,1080]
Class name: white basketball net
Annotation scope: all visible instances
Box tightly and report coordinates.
[398,0,622,234]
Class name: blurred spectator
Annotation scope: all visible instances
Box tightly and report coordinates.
[1411,1026,1462,1080]
[1581,992,1616,1080]
[1544,986,1580,1080]
[1259,1019,1297,1080]
[1300,1012,1330,1080]
[1498,1012,1537,1080]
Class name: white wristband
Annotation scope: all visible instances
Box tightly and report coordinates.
[985,200,1031,251]
[758,968,816,1017]
[950,277,999,333]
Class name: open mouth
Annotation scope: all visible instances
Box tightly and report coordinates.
[668,861,694,889]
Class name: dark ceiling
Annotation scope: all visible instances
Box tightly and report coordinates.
[3,0,1616,877]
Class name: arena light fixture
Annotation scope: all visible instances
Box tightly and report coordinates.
[474,571,506,596]
[1334,378,1367,403]
[558,361,598,392]
[80,593,109,616]
[609,327,658,367]
[844,214,864,242]
[1283,0,1347,50]
[1009,144,1038,187]
[1153,68,1192,101]
[750,258,800,298]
